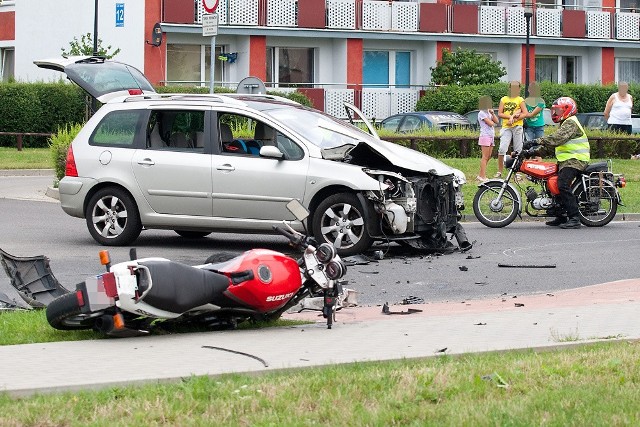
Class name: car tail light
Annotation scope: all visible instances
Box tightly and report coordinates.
[65,145,78,177]
[128,89,143,95]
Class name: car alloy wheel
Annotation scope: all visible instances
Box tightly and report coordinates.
[86,187,142,246]
[312,193,372,256]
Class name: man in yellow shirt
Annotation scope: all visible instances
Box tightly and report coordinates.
[497,81,527,177]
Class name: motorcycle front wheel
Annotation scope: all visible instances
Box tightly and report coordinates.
[46,291,103,330]
[473,182,520,228]
[574,180,618,227]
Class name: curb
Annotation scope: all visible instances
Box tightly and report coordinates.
[0,169,54,177]
[45,186,60,200]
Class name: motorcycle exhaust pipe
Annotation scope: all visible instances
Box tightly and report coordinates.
[453,223,473,252]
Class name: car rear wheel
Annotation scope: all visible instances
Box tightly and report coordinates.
[312,193,373,256]
[174,230,212,239]
[86,187,142,246]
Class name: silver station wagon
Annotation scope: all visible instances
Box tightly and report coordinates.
[36,56,472,256]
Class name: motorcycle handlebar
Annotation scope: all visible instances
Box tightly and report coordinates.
[273,225,305,247]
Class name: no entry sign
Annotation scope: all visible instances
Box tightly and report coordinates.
[203,0,219,13]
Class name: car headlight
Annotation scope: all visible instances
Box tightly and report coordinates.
[452,168,467,185]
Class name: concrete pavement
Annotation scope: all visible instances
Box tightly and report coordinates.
[0,170,639,397]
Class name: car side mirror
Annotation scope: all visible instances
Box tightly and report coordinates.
[259,145,284,159]
[286,199,309,221]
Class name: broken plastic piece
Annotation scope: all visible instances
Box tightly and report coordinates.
[382,302,423,315]
[498,263,556,268]
[0,291,31,310]
[0,248,70,308]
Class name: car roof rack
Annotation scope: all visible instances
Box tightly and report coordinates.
[122,93,235,104]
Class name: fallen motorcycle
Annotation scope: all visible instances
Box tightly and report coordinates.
[473,150,625,228]
[45,201,347,336]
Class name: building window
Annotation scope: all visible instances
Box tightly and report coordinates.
[618,59,640,82]
[166,44,223,86]
[266,47,314,88]
[535,56,578,83]
[620,0,640,12]
[363,50,411,88]
[1,48,15,82]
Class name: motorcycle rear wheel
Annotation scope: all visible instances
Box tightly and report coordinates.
[473,182,520,228]
[46,291,103,330]
[574,180,618,227]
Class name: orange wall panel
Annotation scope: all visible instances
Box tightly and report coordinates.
[144,0,166,85]
[0,11,15,40]
[249,36,267,81]
[602,47,615,85]
[521,44,536,85]
[436,41,451,62]
[347,38,363,89]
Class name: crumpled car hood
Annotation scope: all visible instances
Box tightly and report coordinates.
[322,139,462,177]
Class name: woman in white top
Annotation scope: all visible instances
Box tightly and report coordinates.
[604,81,633,134]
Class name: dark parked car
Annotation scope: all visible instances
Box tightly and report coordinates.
[379,111,472,133]
[576,112,640,133]
[464,108,556,130]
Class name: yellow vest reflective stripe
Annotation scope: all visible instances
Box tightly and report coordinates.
[555,116,590,162]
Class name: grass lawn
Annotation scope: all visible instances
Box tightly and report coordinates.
[0,341,638,425]
[0,147,52,170]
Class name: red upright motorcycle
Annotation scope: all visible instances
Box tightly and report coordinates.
[472,150,626,228]
[45,201,347,336]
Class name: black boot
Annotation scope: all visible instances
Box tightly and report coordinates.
[559,216,581,229]
[545,216,567,226]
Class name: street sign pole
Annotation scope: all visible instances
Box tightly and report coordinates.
[210,35,216,94]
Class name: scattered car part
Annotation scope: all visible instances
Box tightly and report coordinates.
[0,248,69,308]
[381,302,423,315]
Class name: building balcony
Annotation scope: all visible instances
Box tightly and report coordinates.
[162,0,640,42]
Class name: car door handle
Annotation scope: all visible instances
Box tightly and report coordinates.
[137,158,155,166]
[216,164,235,171]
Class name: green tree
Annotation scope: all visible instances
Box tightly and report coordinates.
[430,48,506,86]
[61,33,121,59]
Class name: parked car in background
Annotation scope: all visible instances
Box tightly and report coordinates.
[36,56,471,256]
[464,108,556,130]
[379,111,472,133]
[575,112,640,133]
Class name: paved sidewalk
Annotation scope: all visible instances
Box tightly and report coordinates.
[1,279,638,396]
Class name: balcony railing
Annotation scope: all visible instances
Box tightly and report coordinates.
[178,0,640,41]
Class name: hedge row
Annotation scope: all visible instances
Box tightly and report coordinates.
[0,83,87,148]
[415,82,636,116]
[0,83,311,148]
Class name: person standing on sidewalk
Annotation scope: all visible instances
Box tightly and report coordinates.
[524,82,546,142]
[476,96,499,182]
[497,81,527,178]
[522,97,589,229]
[604,81,633,134]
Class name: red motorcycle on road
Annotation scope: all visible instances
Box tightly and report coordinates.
[472,150,626,228]
[45,201,348,336]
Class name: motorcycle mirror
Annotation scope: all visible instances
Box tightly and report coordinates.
[286,199,309,221]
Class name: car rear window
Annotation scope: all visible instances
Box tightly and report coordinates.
[90,110,145,147]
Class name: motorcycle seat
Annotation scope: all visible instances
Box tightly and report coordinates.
[137,260,232,313]
[584,162,608,174]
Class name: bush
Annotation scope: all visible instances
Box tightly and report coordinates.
[49,123,83,182]
[416,82,634,115]
[0,82,86,148]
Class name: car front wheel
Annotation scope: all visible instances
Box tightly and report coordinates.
[85,187,142,246]
[312,193,373,256]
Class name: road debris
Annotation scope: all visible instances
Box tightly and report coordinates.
[382,302,423,315]
[515,303,525,307]
[402,296,424,305]
[481,373,509,388]
[459,266,468,271]
[498,263,556,268]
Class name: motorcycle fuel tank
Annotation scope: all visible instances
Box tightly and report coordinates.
[521,160,558,180]
[218,249,303,313]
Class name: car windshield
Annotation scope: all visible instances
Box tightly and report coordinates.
[266,106,380,149]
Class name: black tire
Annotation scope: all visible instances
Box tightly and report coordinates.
[85,187,142,246]
[574,180,618,227]
[312,192,373,256]
[46,291,103,330]
[473,182,520,228]
[175,230,212,239]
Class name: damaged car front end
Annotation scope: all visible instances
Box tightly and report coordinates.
[296,104,472,254]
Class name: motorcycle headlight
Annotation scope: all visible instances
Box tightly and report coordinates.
[452,168,467,185]
[315,243,336,264]
[325,259,346,280]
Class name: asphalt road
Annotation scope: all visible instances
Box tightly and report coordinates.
[1,196,639,307]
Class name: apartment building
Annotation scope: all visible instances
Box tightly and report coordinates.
[1,0,639,118]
